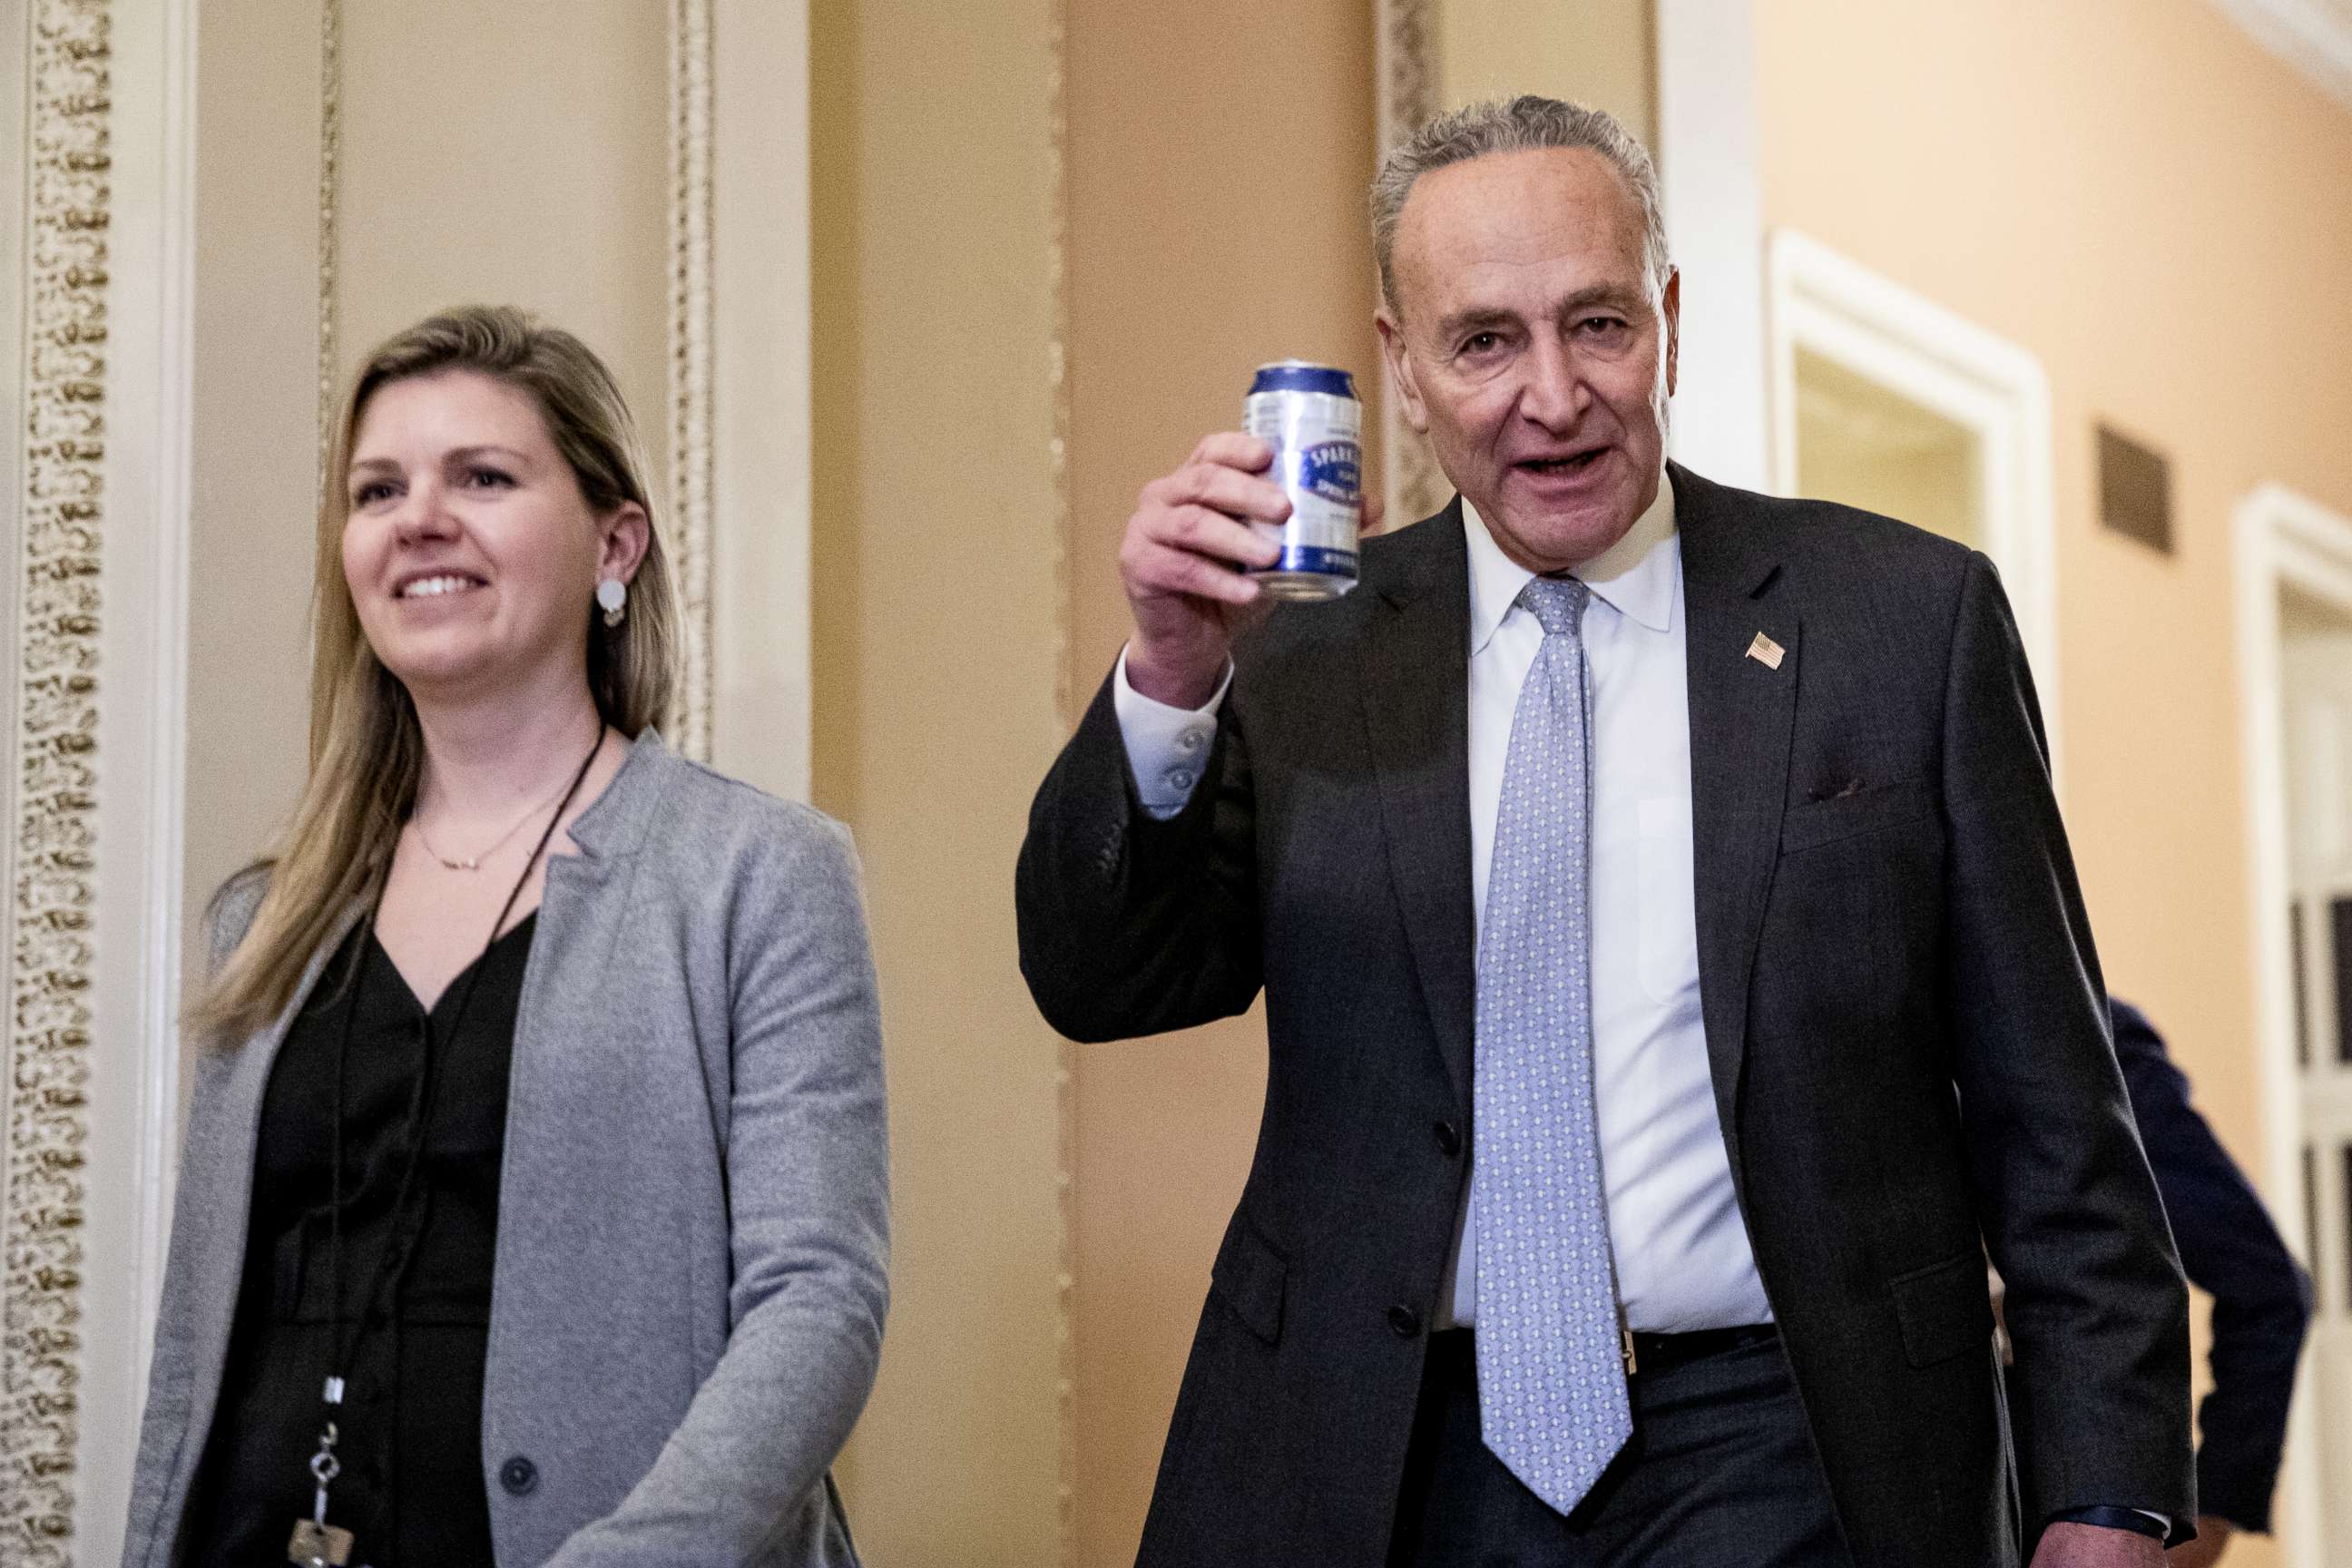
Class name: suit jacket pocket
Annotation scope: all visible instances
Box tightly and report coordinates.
[1888,1250,1996,1368]
[1208,1212,1287,1345]
[1780,778,1933,856]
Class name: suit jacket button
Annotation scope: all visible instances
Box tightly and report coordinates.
[1387,1304,1422,1338]
[498,1455,538,1496]
[1432,1120,1462,1157]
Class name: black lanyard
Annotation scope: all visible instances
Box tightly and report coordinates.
[294,730,601,1565]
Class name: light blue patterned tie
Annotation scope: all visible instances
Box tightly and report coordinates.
[1474,574,1632,1514]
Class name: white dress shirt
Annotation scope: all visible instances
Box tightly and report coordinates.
[1112,473,1771,1334]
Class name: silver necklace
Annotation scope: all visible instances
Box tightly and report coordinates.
[409,736,603,872]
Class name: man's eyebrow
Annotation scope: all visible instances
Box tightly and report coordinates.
[1434,284,1649,341]
[1553,282,1647,315]
[1433,305,1519,341]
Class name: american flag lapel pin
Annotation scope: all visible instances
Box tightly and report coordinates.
[1745,632,1785,671]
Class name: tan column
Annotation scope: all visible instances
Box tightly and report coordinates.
[809,0,1070,1558]
[181,0,325,987]
[1062,5,1378,1563]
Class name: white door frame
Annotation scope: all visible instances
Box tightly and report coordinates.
[2234,481,2352,1568]
[1656,0,1769,494]
[1765,230,2062,774]
[707,0,813,803]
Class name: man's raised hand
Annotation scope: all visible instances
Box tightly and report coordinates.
[1118,431,1381,707]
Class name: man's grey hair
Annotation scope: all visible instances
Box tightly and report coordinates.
[1370,94,1671,316]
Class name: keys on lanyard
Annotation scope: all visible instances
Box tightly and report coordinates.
[288,1377,356,1566]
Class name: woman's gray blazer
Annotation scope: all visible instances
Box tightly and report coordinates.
[122,733,888,1567]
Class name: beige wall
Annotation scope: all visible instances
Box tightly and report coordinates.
[1759,5,2352,1560]
[1062,6,1377,1560]
[332,1,672,445]
[1439,0,1655,143]
[808,0,1068,1558]
[182,0,326,973]
[1759,0,2352,1222]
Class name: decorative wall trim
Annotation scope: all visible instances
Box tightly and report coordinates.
[7,2,113,1558]
[314,0,339,496]
[1373,0,1448,525]
[1046,1,1078,1558]
[668,0,716,761]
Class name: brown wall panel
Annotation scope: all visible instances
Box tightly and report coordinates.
[183,1,325,980]
[811,0,1069,1558]
[332,0,671,477]
[1063,4,1377,1561]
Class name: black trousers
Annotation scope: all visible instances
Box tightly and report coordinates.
[1388,1330,1856,1568]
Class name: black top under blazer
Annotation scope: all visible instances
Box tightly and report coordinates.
[182,915,537,1566]
[1016,464,2194,1568]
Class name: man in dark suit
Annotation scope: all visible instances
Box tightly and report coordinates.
[1017,96,2190,1567]
[2108,1000,2313,1566]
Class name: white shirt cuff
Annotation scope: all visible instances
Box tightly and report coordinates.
[1112,647,1229,819]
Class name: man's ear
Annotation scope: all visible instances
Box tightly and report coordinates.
[1661,267,1681,398]
[1376,307,1431,435]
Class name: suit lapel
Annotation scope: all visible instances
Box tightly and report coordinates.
[1360,504,1478,1111]
[1674,464,1799,1174]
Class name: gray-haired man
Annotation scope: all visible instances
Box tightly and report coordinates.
[1018,96,2190,1568]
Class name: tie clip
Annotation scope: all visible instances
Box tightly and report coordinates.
[1746,632,1785,671]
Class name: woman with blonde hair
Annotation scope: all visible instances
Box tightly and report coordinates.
[122,306,886,1568]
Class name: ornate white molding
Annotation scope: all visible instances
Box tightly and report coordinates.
[1374,0,1449,525]
[669,0,716,762]
[7,3,113,1558]
[315,0,340,496]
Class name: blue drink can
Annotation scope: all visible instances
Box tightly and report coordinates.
[1243,360,1362,600]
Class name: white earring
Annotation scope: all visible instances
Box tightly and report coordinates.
[597,577,628,628]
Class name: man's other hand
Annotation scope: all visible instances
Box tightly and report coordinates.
[2030,1521,2167,1567]
[2165,1517,2232,1567]
[1118,432,1379,708]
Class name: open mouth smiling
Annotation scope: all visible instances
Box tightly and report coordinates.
[1517,448,1607,475]
[396,572,487,600]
